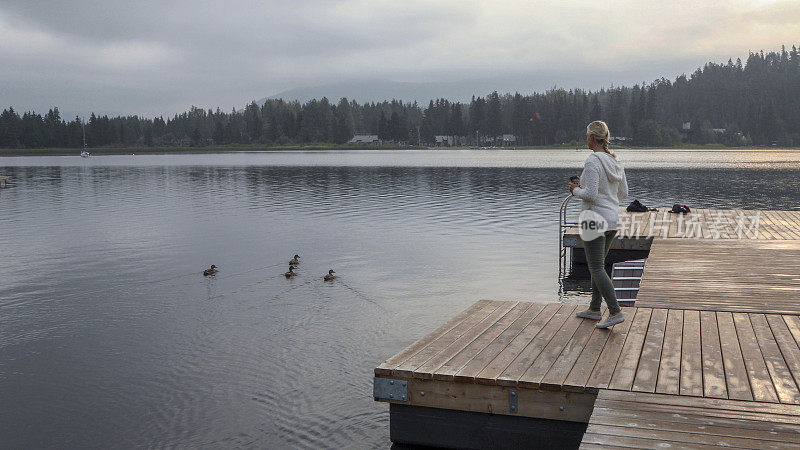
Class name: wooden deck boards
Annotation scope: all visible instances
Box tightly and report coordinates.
[376,301,800,406]
[563,209,800,249]
[580,390,800,449]
[635,238,800,314]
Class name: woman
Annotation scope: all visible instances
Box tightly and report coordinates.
[569,120,628,329]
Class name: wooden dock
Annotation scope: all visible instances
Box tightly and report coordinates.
[375,300,800,447]
[566,208,800,314]
[562,208,800,249]
[636,238,800,314]
[375,207,800,448]
[581,390,800,449]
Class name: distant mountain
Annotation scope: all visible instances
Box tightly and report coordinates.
[256,77,558,105]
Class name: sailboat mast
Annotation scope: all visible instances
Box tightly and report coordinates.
[82,120,87,150]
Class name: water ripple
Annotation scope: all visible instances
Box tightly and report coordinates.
[2,151,800,447]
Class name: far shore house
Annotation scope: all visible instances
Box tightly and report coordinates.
[481,134,517,146]
[610,136,630,144]
[501,134,516,146]
[348,135,380,144]
[435,135,468,146]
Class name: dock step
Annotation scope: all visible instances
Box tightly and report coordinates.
[612,258,646,306]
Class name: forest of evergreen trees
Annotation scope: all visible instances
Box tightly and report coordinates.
[1,46,799,149]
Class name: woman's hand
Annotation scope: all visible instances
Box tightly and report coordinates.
[569,182,580,194]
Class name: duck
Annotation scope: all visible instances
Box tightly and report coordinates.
[284,266,297,278]
[203,265,218,276]
[290,254,300,265]
[323,269,335,281]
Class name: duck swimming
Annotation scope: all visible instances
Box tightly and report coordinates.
[203,265,218,276]
[323,269,335,281]
[290,254,300,265]
[284,266,297,278]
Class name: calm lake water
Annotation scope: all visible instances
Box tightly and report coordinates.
[1,149,799,448]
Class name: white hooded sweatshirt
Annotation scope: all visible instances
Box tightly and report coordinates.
[572,152,628,230]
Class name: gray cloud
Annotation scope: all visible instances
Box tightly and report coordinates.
[1,0,797,118]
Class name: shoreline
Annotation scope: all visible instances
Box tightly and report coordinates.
[1,144,799,157]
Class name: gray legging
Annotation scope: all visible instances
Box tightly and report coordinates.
[583,230,621,315]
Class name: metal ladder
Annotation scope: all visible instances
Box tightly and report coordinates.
[558,194,579,277]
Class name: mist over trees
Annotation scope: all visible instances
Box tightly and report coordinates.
[1,47,799,149]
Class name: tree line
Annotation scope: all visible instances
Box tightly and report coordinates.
[1,46,799,149]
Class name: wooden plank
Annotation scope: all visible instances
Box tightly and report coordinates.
[699,208,713,239]
[584,422,799,449]
[766,314,800,399]
[748,209,775,240]
[655,309,683,395]
[518,305,589,388]
[388,377,597,422]
[586,391,800,449]
[608,308,652,391]
[578,443,619,450]
[562,317,614,392]
[587,406,800,437]
[768,210,787,239]
[733,312,780,403]
[679,309,703,397]
[768,210,798,239]
[375,300,493,376]
[495,304,577,386]
[631,308,667,393]
[412,301,519,378]
[764,210,785,239]
[636,238,800,315]
[593,402,800,428]
[784,213,800,238]
[432,302,531,381]
[716,311,753,401]
[539,308,608,390]
[784,315,800,347]
[756,209,776,238]
[768,210,792,239]
[728,208,746,239]
[391,301,501,377]
[585,306,636,390]
[750,313,800,404]
[598,389,800,415]
[731,209,753,239]
[453,302,546,382]
[581,432,725,449]
[777,210,800,239]
[474,303,562,384]
[700,310,728,399]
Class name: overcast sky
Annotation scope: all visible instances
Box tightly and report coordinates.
[1,0,798,118]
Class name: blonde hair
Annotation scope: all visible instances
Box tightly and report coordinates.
[586,120,615,158]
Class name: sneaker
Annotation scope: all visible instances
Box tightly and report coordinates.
[596,312,625,329]
[576,309,602,320]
